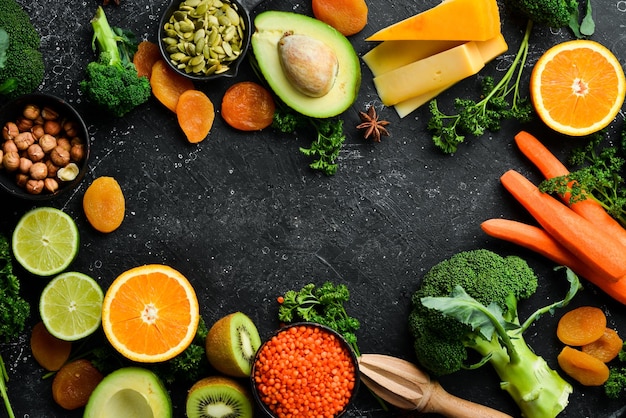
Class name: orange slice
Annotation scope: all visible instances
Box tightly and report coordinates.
[101,264,200,363]
[530,40,626,136]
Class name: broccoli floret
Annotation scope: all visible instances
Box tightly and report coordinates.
[505,0,577,28]
[79,6,150,117]
[409,249,581,418]
[604,342,626,399]
[0,0,44,99]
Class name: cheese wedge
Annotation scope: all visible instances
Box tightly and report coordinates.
[373,42,485,106]
[393,33,509,118]
[366,0,500,42]
[362,40,464,77]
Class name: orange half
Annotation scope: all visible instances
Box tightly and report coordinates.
[530,40,626,136]
[102,264,200,363]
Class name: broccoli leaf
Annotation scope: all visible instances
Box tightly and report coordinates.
[0,29,8,69]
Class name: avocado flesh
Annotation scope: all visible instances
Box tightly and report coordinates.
[251,11,361,118]
[83,367,172,418]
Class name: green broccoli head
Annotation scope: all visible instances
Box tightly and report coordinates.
[80,52,151,118]
[506,0,579,28]
[0,0,44,98]
[408,249,538,376]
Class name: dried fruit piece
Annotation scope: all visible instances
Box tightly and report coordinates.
[150,59,195,112]
[30,321,72,371]
[556,306,607,346]
[312,0,368,36]
[133,41,162,80]
[582,328,623,363]
[557,346,610,386]
[83,176,125,233]
[52,359,104,410]
[176,90,215,143]
[221,82,275,131]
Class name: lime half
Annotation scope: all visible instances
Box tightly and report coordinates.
[12,207,80,276]
[40,272,104,341]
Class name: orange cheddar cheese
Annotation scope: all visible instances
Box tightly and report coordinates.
[366,0,501,42]
[373,42,485,106]
[393,33,509,118]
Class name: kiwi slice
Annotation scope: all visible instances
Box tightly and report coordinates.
[205,312,261,377]
[186,376,253,418]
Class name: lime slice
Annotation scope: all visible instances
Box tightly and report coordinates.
[40,272,103,341]
[12,207,80,276]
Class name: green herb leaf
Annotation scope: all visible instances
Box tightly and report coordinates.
[0,29,8,69]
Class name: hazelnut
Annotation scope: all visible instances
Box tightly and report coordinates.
[50,146,70,167]
[2,140,17,154]
[45,160,58,178]
[2,151,20,171]
[63,121,79,137]
[31,124,45,139]
[18,157,32,174]
[44,120,62,136]
[57,163,79,182]
[25,179,44,194]
[15,173,29,188]
[15,117,33,132]
[41,106,59,121]
[22,104,40,120]
[29,161,48,180]
[2,122,19,141]
[13,132,35,151]
[27,143,45,162]
[56,137,71,152]
[70,143,85,162]
[39,134,57,153]
[44,178,59,193]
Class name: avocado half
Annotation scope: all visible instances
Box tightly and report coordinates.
[251,11,361,118]
[83,367,172,418]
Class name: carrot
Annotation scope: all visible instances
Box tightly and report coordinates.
[557,306,607,346]
[514,130,626,248]
[557,346,610,386]
[253,324,356,417]
[500,169,626,282]
[582,328,623,363]
[481,218,626,304]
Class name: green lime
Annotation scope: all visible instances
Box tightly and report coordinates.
[12,207,80,276]
[40,272,103,341]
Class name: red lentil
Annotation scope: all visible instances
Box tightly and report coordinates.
[253,324,356,418]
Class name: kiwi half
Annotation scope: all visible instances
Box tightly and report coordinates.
[205,312,261,377]
[186,376,253,418]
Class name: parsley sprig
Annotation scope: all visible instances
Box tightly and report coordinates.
[278,282,360,356]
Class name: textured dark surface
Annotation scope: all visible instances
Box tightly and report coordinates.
[1,0,626,417]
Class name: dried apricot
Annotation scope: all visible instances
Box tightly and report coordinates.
[221,81,276,131]
[30,321,72,371]
[312,0,368,36]
[133,41,162,80]
[582,328,623,363]
[83,176,125,233]
[150,59,195,112]
[557,346,610,386]
[176,90,215,143]
[556,306,606,346]
[52,359,103,410]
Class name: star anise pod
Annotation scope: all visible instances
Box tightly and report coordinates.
[357,106,390,142]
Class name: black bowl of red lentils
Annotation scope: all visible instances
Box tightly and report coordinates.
[251,322,360,417]
[0,93,90,200]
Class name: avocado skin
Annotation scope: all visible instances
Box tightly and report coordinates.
[251,11,361,118]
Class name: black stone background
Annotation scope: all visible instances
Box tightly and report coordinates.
[1,0,626,417]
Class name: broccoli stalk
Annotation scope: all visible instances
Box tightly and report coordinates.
[79,6,150,117]
[409,250,581,418]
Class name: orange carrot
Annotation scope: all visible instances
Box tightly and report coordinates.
[481,218,626,304]
[500,169,626,282]
[514,130,626,248]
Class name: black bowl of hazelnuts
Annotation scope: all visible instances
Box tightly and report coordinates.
[0,93,90,200]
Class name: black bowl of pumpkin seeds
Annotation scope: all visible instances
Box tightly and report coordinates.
[158,0,251,81]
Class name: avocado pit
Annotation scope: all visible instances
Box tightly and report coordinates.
[277,32,339,98]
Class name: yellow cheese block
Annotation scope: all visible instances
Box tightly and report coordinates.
[393,34,509,118]
[373,42,485,106]
[362,40,463,77]
[366,0,500,42]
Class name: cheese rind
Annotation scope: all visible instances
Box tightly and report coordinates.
[366,0,500,42]
[393,34,509,118]
[373,42,485,106]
